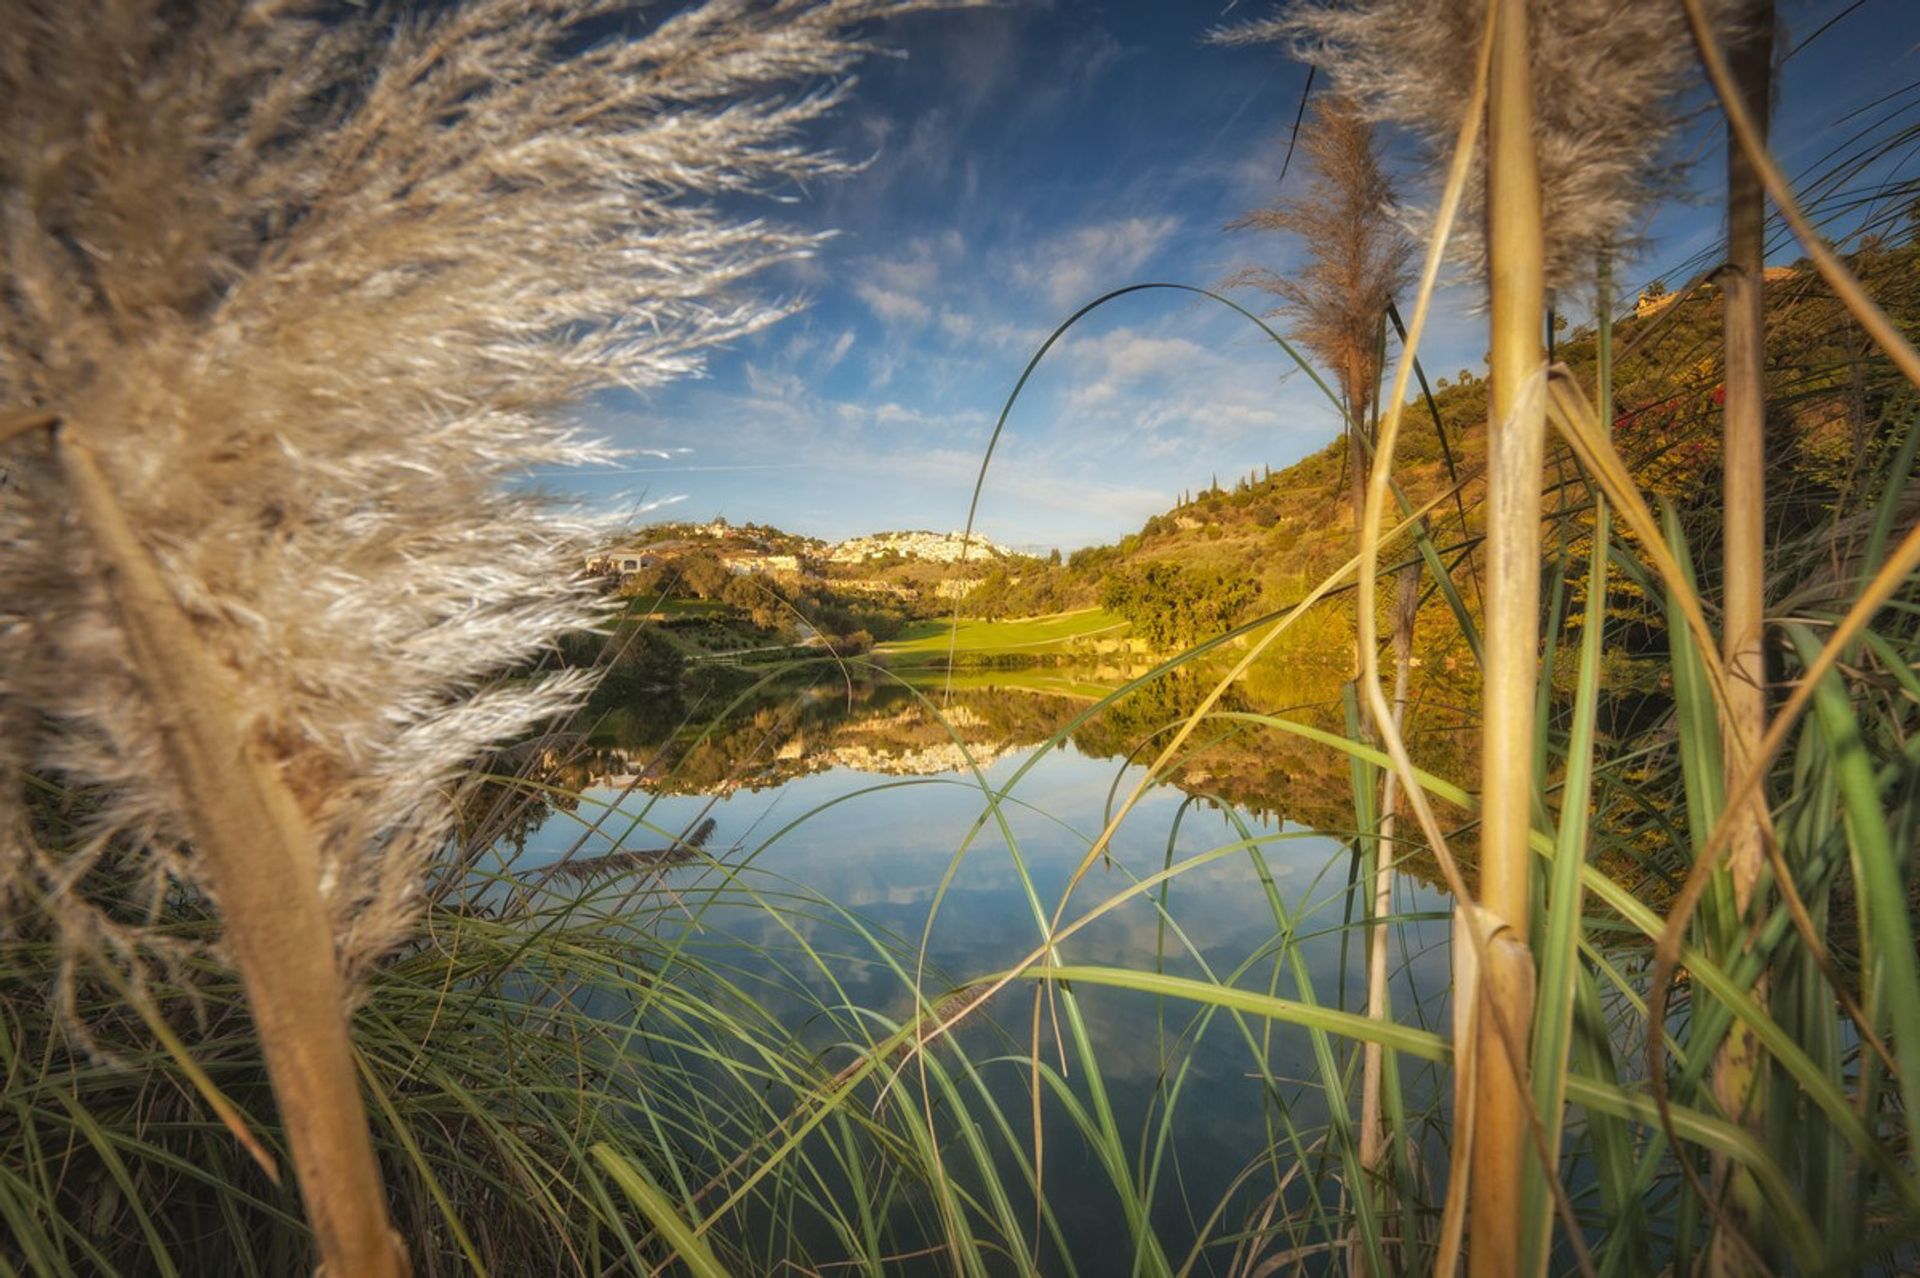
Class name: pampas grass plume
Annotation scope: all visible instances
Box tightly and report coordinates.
[1220,0,1743,291]
[0,0,921,975]
[1226,92,1413,423]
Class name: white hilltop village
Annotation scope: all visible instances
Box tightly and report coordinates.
[586,518,1016,578]
[824,529,1013,564]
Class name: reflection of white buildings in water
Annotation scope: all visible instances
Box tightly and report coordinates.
[807,702,1028,777]
[583,747,663,791]
[820,736,1022,776]
[582,704,1043,794]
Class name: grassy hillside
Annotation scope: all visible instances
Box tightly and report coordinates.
[985,239,1918,666]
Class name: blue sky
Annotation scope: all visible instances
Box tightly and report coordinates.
[552,0,1920,552]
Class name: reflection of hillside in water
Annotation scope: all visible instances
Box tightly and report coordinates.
[465,661,1484,901]
[534,666,1470,843]
[578,682,1072,795]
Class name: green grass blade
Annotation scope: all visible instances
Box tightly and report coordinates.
[1657,503,1733,953]
[1001,965,1448,1061]
[1787,622,1920,1162]
[590,1143,733,1278]
[1522,498,1610,1276]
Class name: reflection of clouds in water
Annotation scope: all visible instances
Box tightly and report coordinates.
[521,746,1364,988]
[1059,907,1193,971]
[508,709,1453,1259]
[838,882,937,909]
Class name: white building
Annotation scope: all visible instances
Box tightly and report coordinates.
[826,530,1011,565]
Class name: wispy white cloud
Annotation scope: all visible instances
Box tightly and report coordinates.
[635,493,690,514]
[823,329,856,370]
[869,238,948,294]
[1063,27,1124,90]
[1066,326,1209,383]
[742,361,815,407]
[853,280,932,325]
[851,233,963,329]
[531,463,828,477]
[937,308,974,341]
[1010,215,1181,310]
[828,445,1171,546]
[873,401,937,427]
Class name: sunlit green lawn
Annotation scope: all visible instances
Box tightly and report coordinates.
[875,607,1130,660]
[896,666,1120,698]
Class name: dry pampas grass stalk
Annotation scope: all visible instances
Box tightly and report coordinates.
[1472,1,1547,1267]
[1709,4,1775,1273]
[0,0,921,1269]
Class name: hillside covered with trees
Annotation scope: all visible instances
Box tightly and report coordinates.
[599,223,1919,702]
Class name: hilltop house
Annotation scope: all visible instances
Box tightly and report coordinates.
[1637,264,1800,318]
[584,539,691,578]
[720,550,805,576]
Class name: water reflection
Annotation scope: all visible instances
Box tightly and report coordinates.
[492,667,1458,1273]
[533,667,1439,827]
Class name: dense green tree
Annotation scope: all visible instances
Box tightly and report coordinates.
[678,551,732,600]
[1100,561,1256,650]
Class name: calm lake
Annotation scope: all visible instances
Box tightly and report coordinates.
[495,670,1458,1273]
